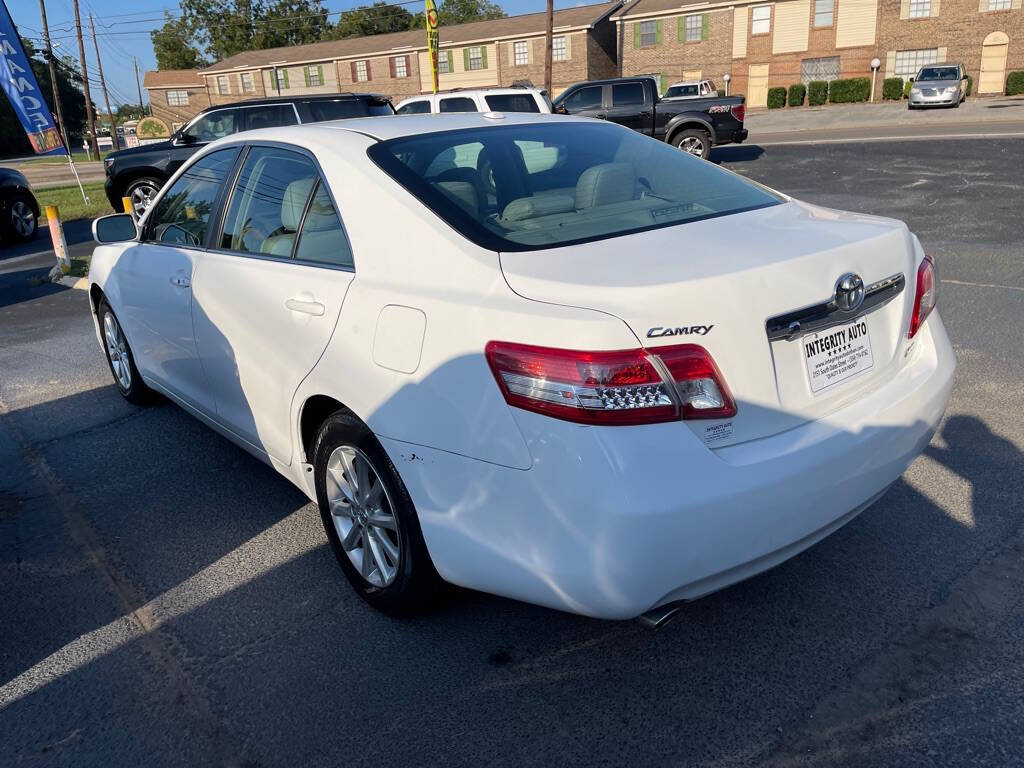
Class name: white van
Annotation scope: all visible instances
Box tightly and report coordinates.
[395,88,551,115]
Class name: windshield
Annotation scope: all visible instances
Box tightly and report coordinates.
[917,67,959,81]
[368,122,782,252]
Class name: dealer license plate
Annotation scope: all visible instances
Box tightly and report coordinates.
[802,319,874,394]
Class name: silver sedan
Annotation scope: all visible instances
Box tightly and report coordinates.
[909,63,968,109]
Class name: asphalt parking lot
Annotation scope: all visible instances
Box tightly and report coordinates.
[2,137,1023,768]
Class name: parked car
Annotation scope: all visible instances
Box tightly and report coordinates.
[0,167,39,244]
[103,93,394,216]
[87,114,953,623]
[552,76,746,160]
[908,63,968,109]
[395,87,551,115]
[663,79,719,100]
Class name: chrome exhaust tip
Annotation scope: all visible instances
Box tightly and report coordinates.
[636,601,685,629]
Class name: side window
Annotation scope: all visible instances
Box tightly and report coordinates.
[611,82,645,107]
[397,100,431,115]
[305,99,370,121]
[243,104,298,131]
[219,146,319,257]
[484,94,541,113]
[563,85,602,111]
[183,109,238,143]
[146,148,239,247]
[439,97,477,113]
[294,183,354,268]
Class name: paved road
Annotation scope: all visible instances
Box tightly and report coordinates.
[12,161,106,190]
[2,139,1023,767]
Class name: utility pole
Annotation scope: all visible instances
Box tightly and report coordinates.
[89,13,119,151]
[543,0,553,97]
[134,57,145,116]
[37,0,70,151]
[72,0,100,159]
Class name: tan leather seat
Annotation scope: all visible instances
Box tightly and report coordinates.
[261,177,315,257]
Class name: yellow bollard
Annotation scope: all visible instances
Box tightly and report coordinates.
[45,205,71,275]
[122,196,133,216]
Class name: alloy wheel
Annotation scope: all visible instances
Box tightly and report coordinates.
[103,312,132,391]
[679,136,705,156]
[325,445,401,588]
[130,183,158,217]
[11,200,35,238]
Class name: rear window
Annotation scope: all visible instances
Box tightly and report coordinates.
[397,100,431,115]
[484,93,540,113]
[665,84,699,98]
[304,98,393,121]
[368,122,782,252]
[440,97,476,113]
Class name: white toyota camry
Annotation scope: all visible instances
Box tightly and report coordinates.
[87,113,954,623]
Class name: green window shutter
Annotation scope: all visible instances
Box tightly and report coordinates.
[633,23,640,48]
[701,14,708,41]
[282,70,289,88]
[463,48,470,71]
[481,46,488,69]
[677,17,685,42]
[660,74,668,95]
[655,19,663,45]
[303,67,310,87]
[447,50,453,70]
[317,65,324,84]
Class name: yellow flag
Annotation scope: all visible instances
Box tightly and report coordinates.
[425,0,439,94]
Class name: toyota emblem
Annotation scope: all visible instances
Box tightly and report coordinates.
[834,273,865,312]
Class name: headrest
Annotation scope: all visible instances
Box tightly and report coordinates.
[281,177,315,231]
[574,162,636,210]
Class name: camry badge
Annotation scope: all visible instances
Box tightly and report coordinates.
[834,273,865,312]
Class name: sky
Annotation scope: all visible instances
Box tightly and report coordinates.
[10,0,585,109]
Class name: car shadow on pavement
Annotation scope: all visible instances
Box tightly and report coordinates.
[0,266,69,308]
[712,144,766,165]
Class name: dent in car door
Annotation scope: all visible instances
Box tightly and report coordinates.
[116,148,239,413]
[190,146,355,463]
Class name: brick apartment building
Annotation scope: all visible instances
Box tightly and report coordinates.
[142,70,212,132]
[614,0,1023,106]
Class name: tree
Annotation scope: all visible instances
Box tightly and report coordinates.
[330,1,416,39]
[0,37,88,156]
[116,103,146,121]
[179,0,331,62]
[436,0,506,26]
[151,12,208,70]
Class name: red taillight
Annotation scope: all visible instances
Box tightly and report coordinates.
[908,253,937,339]
[731,103,745,123]
[485,341,736,426]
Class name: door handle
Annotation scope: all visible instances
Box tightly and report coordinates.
[594,112,607,119]
[285,298,325,316]
[638,110,651,117]
[170,275,190,288]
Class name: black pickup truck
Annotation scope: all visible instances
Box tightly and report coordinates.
[551,76,747,160]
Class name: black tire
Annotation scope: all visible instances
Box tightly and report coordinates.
[98,299,153,405]
[6,190,38,242]
[123,176,163,217]
[313,410,442,614]
[673,128,712,160]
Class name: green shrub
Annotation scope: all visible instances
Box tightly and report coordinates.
[787,83,806,107]
[882,77,903,101]
[767,86,787,109]
[966,75,973,97]
[828,77,871,103]
[904,80,913,99]
[1007,71,1024,96]
[808,80,828,106]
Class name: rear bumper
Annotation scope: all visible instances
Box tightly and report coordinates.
[384,314,955,619]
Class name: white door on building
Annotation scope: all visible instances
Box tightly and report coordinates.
[748,64,770,107]
[978,31,1009,94]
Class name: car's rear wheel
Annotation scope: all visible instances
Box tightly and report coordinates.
[7,191,38,242]
[313,411,441,614]
[98,299,152,404]
[125,177,162,218]
[674,129,711,160]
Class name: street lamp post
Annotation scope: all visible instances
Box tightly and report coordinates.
[723,73,731,97]
[870,57,881,102]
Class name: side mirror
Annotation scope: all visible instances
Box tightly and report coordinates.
[553,104,568,115]
[93,213,139,244]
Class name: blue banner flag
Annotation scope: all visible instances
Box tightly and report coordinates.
[0,1,65,155]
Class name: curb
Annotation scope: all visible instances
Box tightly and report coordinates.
[58,276,88,291]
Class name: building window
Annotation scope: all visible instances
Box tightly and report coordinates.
[801,56,840,85]
[355,60,369,81]
[240,72,254,92]
[639,20,658,47]
[895,48,938,78]
[467,46,484,70]
[814,0,834,27]
[552,36,567,61]
[217,75,229,95]
[274,69,289,90]
[306,65,322,86]
[438,51,451,74]
[393,56,408,78]
[684,14,703,42]
[908,0,931,17]
[166,89,189,106]
[988,0,1010,8]
[513,40,529,66]
[751,5,771,34]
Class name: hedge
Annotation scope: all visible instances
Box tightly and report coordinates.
[828,77,871,103]
[788,83,806,107]
[882,77,903,101]
[966,75,973,97]
[808,80,828,106]
[767,86,787,109]
[1007,71,1024,96]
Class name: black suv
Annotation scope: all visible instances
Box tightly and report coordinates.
[104,93,393,215]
